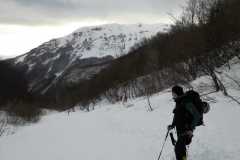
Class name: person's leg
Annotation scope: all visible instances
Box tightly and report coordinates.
[175,137,187,160]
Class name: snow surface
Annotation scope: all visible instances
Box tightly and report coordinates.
[2,58,240,160]
[57,23,169,59]
[0,88,240,160]
[14,23,168,64]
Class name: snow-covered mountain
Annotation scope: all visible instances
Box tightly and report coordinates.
[13,23,169,94]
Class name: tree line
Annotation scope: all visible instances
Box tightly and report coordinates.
[0,60,42,123]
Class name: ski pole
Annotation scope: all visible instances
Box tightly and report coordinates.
[157,129,170,160]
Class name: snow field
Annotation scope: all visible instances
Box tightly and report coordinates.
[0,90,240,160]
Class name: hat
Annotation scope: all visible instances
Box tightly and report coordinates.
[172,85,184,96]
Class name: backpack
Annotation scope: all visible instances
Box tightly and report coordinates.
[184,90,210,126]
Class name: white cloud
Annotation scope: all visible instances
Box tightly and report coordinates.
[0,0,187,25]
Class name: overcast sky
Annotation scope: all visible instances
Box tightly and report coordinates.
[0,0,187,58]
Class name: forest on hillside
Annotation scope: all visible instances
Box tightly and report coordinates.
[58,0,240,107]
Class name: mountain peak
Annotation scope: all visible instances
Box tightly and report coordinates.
[13,23,169,94]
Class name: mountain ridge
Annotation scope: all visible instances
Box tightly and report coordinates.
[12,23,168,95]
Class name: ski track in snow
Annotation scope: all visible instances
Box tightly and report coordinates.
[0,89,240,160]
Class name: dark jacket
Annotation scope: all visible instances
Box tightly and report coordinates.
[171,96,201,135]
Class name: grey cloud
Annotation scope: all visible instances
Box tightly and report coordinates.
[0,0,187,25]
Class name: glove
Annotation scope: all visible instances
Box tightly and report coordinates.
[167,124,174,131]
[181,130,193,145]
[184,130,193,137]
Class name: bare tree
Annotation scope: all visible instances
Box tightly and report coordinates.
[180,0,219,25]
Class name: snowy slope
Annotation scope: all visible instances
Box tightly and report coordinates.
[58,23,168,59]
[0,87,240,159]
[1,58,240,160]
[15,23,168,63]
